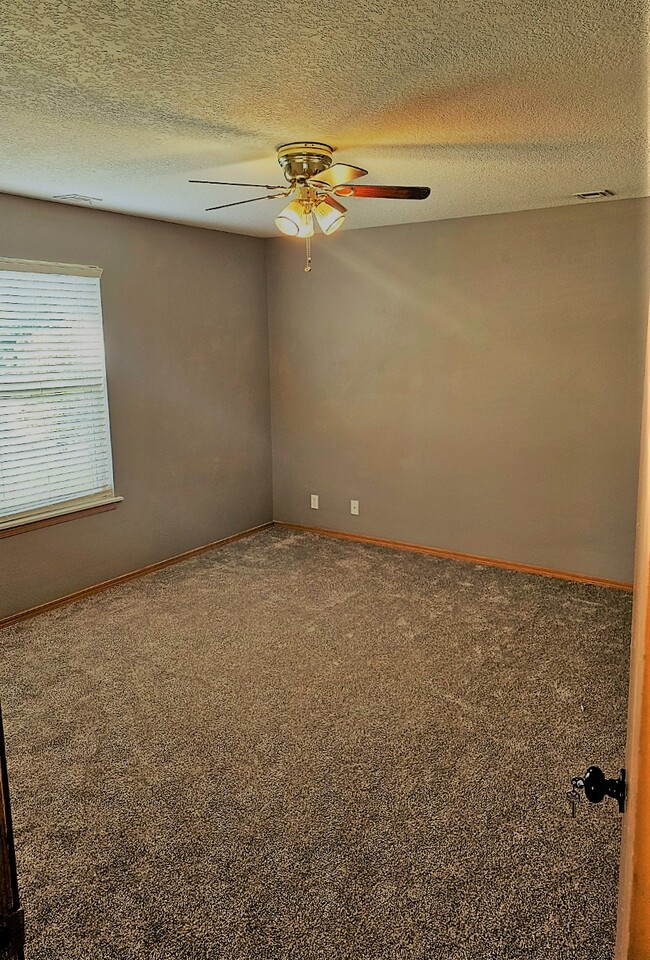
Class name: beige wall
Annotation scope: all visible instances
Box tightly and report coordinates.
[1,195,645,617]
[0,194,272,619]
[268,199,648,583]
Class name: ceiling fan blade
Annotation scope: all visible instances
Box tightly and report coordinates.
[205,193,286,212]
[308,163,368,189]
[191,179,285,189]
[334,184,430,200]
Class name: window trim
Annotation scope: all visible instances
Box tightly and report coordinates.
[0,495,123,539]
[0,257,103,278]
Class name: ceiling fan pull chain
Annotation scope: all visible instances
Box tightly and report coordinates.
[304,235,312,273]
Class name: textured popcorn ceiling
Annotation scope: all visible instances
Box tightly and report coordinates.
[0,0,647,236]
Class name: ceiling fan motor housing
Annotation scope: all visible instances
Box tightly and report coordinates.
[277,142,333,183]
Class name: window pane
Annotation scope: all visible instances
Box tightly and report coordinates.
[0,265,115,526]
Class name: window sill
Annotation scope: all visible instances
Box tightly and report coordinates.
[0,497,123,539]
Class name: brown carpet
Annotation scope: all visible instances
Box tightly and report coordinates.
[0,527,631,959]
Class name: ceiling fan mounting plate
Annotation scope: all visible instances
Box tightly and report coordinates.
[276,142,334,182]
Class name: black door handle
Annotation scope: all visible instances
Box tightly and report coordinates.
[570,766,626,814]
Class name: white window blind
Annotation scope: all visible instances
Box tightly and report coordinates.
[0,258,118,530]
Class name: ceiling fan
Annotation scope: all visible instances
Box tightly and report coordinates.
[190,141,431,271]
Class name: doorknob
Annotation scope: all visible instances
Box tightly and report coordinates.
[567,766,626,816]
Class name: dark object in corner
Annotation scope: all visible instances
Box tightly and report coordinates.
[0,704,23,960]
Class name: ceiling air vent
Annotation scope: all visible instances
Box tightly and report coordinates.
[53,194,102,205]
[572,190,615,200]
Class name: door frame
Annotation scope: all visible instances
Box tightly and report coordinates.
[616,311,650,957]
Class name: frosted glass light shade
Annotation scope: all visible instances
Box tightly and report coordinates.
[314,196,347,235]
[275,209,300,236]
[275,200,314,238]
[296,211,314,238]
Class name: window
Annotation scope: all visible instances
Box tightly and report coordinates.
[0,258,120,532]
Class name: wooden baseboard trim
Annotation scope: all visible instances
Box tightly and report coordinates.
[0,521,274,629]
[1,518,632,629]
[273,522,634,592]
